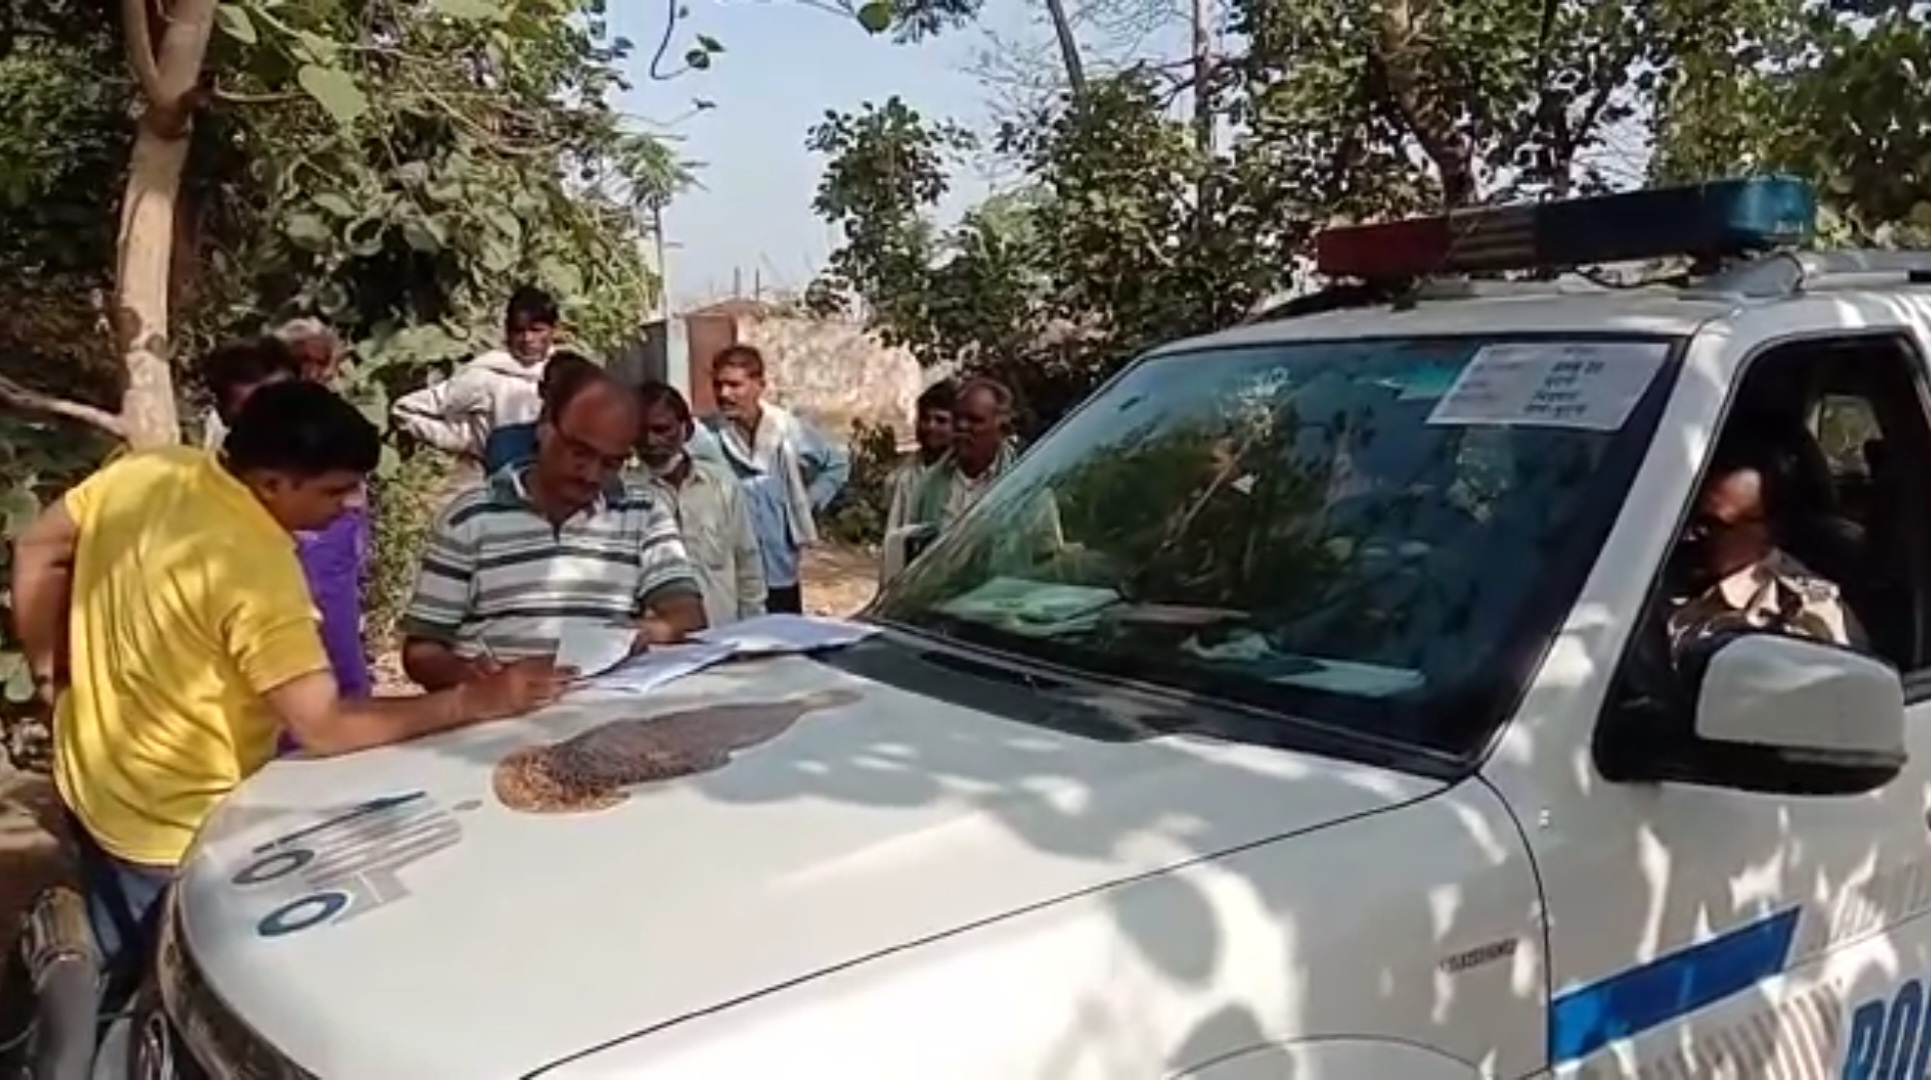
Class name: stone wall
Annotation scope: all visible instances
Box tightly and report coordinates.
[733,311,930,437]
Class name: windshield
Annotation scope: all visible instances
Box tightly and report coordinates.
[872,334,1677,758]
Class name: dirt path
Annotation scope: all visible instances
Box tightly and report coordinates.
[798,544,880,619]
[0,545,884,943]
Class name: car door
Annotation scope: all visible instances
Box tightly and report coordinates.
[1481,300,1931,1079]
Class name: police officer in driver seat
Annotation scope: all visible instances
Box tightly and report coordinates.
[1667,452,1866,653]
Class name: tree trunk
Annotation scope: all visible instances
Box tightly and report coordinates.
[113,0,216,449]
[1041,0,1086,98]
[1190,0,1213,155]
[1372,0,1476,208]
[115,128,191,448]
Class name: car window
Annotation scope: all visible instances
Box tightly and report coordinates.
[873,334,1678,757]
[1815,393,1881,476]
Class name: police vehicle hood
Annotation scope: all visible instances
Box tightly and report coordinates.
[174,648,1445,1078]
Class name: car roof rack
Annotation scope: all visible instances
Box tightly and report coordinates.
[1687,249,1931,300]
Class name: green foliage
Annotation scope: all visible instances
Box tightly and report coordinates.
[855,0,898,35]
[808,78,1300,430]
[0,0,133,401]
[365,451,453,655]
[1231,0,1681,205]
[870,0,975,41]
[806,97,978,355]
[198,0,689,375]
[0,0,702,753]
[1651,0,1931,248]
[1,0,695,426]
[0,418,116,766]
[807,0,1811,432]
[823,420,905,546]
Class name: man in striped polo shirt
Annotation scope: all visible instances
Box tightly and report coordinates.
[399,371,708,691]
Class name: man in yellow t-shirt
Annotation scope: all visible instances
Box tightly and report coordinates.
[9,366,568,997]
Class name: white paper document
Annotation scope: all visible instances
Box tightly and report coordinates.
[693,613,880,656]
[1425,342,1669,431]
[554,621,636,679]
[566,641,738,700]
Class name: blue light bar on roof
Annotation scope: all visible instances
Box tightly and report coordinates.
[1314,176,1817,281]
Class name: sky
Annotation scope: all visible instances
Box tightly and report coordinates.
[611,2,1011,308]
[604,6,1656,310]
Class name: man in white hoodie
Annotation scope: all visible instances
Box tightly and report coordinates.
[392,285,558,472]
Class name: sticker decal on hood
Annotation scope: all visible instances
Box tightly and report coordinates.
[231,790,477,939]
[492,689,859,813]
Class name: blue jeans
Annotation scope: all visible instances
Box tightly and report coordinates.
[64,813,171,1010]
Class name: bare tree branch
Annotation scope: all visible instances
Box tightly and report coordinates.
[0,375,127,439]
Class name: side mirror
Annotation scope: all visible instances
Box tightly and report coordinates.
[1599,632,1905,796]
[1689,633,1904,792]
[880,524,940,582]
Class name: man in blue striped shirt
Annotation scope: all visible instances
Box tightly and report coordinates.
[399,371,707,691]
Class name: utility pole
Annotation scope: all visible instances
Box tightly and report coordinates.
[651,200,688,396]
[1191,0,1214,155]
[652,202,670,323]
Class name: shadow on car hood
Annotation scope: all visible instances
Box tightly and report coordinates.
[177,653,1441,1077]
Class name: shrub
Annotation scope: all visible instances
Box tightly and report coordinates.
[363,450,453,661]
[822,419,902,547]
[1,419,114,770]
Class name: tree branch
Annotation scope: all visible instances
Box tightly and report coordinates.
[648,0,685,80]
[1369,1,1474,207]
[121,0,167,104]
[210,85,304,105]
[0,375,127,439]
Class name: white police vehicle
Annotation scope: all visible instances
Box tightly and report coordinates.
[108,178,1931,1077]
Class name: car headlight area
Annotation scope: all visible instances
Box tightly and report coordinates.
[130,891,313,1080]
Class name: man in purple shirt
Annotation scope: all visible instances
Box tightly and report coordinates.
[200,329,373,701]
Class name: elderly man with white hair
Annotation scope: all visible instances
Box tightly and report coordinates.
[201,318,346,449]
[278,316,347,383]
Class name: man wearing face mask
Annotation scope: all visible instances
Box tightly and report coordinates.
[635,380,766,627]
[1666,455,1864,654]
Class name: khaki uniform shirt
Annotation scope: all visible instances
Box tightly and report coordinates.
[1667,549,1864,652]
[642,457,767,628]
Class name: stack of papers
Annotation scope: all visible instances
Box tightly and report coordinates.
[555,622,637,678]
[565,641,739,701]
[693,613,879,655]
[564,614,880,700]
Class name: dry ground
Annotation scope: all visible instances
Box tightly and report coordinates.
[0,546,881,948]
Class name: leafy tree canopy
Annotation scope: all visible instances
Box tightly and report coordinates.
[0,0,697,735]
[808,0,1931,432]
[1651,0,1931,246]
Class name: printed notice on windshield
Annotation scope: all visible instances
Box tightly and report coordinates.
[1424,342,1668,431]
